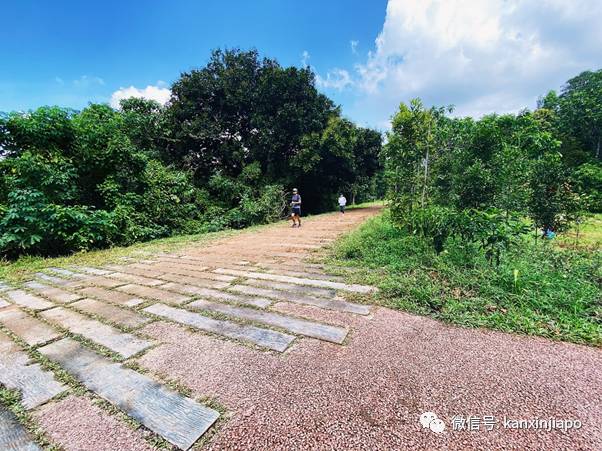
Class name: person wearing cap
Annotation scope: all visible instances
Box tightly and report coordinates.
[290,188,302,227]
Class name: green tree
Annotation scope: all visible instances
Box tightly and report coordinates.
[558,70,602,161]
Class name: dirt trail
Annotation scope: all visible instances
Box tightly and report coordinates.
[1,206,601,450]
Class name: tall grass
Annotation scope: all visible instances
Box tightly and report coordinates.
[332,212,602,346]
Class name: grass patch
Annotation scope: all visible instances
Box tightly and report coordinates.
[557,213,602,249]
[0,219,287,284]
[330,211,602,346]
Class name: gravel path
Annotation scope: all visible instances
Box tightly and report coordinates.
[2,206,600,450]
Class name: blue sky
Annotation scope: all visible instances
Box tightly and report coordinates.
[0,0,386,121]
[2,1,601,130]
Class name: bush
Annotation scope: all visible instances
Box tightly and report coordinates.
[333,212,602,345]
[0,189,115,257]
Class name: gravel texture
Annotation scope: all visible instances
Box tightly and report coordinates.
[138,308,602,450]
[19,206,602,450]
[34,396,153,451]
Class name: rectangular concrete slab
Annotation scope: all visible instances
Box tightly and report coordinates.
[34,273,71,286]
[23,281,81,304]
[0,332,66,409]
[157,272,232,289]
[47,268,87,279]
[4,290,54,311]
[189,299,348,344]
[115,284,191,304]
[72,266,112,275]
[71,298,152,329]
[160,281,231,296]
[104,265,165,279]
[0,308,60,346]
[78,286,144,307]
[147,262,236,281]
[0,407,41,451]
[40,307,152,358]
[175,286,271,309]
[38,338,219,450]
[228,284,370,315]
[68,276,124,289]
[107,272,166,287]
[214,268,376,294]
[144,303,294,352]
[243,278,336,298]
[266,269,344,282]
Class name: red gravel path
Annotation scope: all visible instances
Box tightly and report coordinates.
[139,310,602,450]
[135,207,602,450]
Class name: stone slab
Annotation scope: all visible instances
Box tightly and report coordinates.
[34,273,70,286]
[157,272,232,289]
[47,268,87,279]
[144,303,294,352]
[0,299,11,309]
[3,291,54,311]
[189,299,348,344]
[228,284,370,315]
[78,287,144,307]
[72,266,112,275]
[115,284,191,304]
[68,276,124,289]
[23,282,81,304]
[104,265,165,278]
[174,286,271,309]
[0,308,60,346]
[265,269,344,282]
[38,338,219,450]
[160,281,231,297]
[243,278,336,298]
[40,308,152,358]
[0,282,10,292]
[108,272,166,287]
[71,298,151,329]
[0,407,41,451]
[147,263,236,281]
[0,332,66,409]
[214,268,376,294]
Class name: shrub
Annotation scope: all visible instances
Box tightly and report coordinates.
[0,189,115,257]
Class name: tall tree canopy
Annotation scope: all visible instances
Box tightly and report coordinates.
[0,49,383,258]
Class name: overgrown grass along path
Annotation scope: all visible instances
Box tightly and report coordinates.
[329,211,602,346]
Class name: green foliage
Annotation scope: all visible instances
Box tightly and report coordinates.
[0,49,382,258]
[333,214,601,346]
[573,162,602,212]
[0,189,115,257]
[528,152,579,232]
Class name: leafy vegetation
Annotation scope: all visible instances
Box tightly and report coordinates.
[331,68,602,345]
[0,49,382,258]
[333,213,601,346]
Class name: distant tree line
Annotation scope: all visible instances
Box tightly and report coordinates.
[384,69,602,263]
[0,49,382,258]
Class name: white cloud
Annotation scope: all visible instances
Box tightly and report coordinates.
[316,69,353,91]
[73,75,105,87]
[350,40,359,54]
[301,50,310,66]
[110,84,171,109]
[346,0,602,126]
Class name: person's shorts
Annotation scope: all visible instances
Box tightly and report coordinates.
[339,205,345,212]
[292,207,301,216]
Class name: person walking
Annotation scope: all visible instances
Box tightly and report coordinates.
[338,193,347,214]
[290,188,302,227]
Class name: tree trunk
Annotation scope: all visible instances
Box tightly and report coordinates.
[597,136,601,160]
[421,149,429,208]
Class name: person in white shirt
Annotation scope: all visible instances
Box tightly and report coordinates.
[338,194,347,214]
